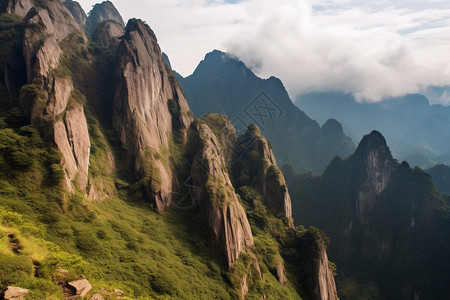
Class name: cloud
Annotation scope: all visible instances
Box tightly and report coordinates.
[225,0,450,102]
[75,0,450,103]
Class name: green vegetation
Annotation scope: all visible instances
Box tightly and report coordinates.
[0,13,25,81]
[0,103,238,298]
[0,8,340,299]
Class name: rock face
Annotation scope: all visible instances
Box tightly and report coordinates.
[354,131,395,222]
[288,229,338,300]
[190,121,254,268]
[63,0,87,27]
[4,0,33,18]
[86,0,125,35]
[92,20,124,51]
[113,19,192,209]
[313,241,338,300]
[7,0,91,192]
[235,124,292,223]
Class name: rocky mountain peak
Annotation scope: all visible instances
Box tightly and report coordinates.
[179,49,355,173]
[234,123,293,223]
[86,0,124,34]
[353,131,396,221]
[322,118,344,133]
[14,0,92,195]
[92,20,124,51]
[355,130,391,157]
[63,0,86,27]
[113,18,192,209]
[193,49,251,79]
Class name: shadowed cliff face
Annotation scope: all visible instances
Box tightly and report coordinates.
[113,19,192,209]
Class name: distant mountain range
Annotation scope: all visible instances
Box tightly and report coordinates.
[176,50,355,173]
[296,92,450,168]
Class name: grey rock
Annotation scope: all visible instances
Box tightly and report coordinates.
[92,20,124,51]
[68,278,92,298]
[89,294,104,300]
[63,0,87,27]
[113,19,192,209]
[3,286,29,300]
[190,121,254,268]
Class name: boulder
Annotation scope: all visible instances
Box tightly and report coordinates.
[68,278,92,298]
[3,286,28,300]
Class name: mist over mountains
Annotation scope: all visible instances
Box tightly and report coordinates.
[296,92,450,168]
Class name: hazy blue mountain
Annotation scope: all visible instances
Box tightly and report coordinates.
[177,50,355,173]
[284,131,450,300]
[426,164,450,194]
[296,92,450,168]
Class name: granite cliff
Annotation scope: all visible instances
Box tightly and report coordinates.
[0,0,339,298]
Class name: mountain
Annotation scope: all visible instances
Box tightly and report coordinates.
[177,50,355,173]
[63,0,87,27]
[85,0,125,35]
[284,131,450,300]
[296,92,450,168]
[0,0,338,298]
[426,164,450,194]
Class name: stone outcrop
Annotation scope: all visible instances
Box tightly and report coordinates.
[3,286,28,300]
[236,124,292,223]
[4,0,33,18]
[86,0,124,35]
[313,241,338,300]
[113,19,192,209]
[8,0,91,192]
[190,121,254,268]
[54,102,91,191]
[92,20,124,51]
[63,0,87,27]
[292,229,338,300]
[354,130,396,222]
[68,278,92,298]
[89,294,104,300]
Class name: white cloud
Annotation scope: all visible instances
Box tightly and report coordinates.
[75,0,450,103]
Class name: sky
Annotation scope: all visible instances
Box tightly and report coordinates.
[76,0,450,104]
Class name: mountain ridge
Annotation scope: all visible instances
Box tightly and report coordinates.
[177,49,355,173]
[296,91,450,168]
[0,1,338,298]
